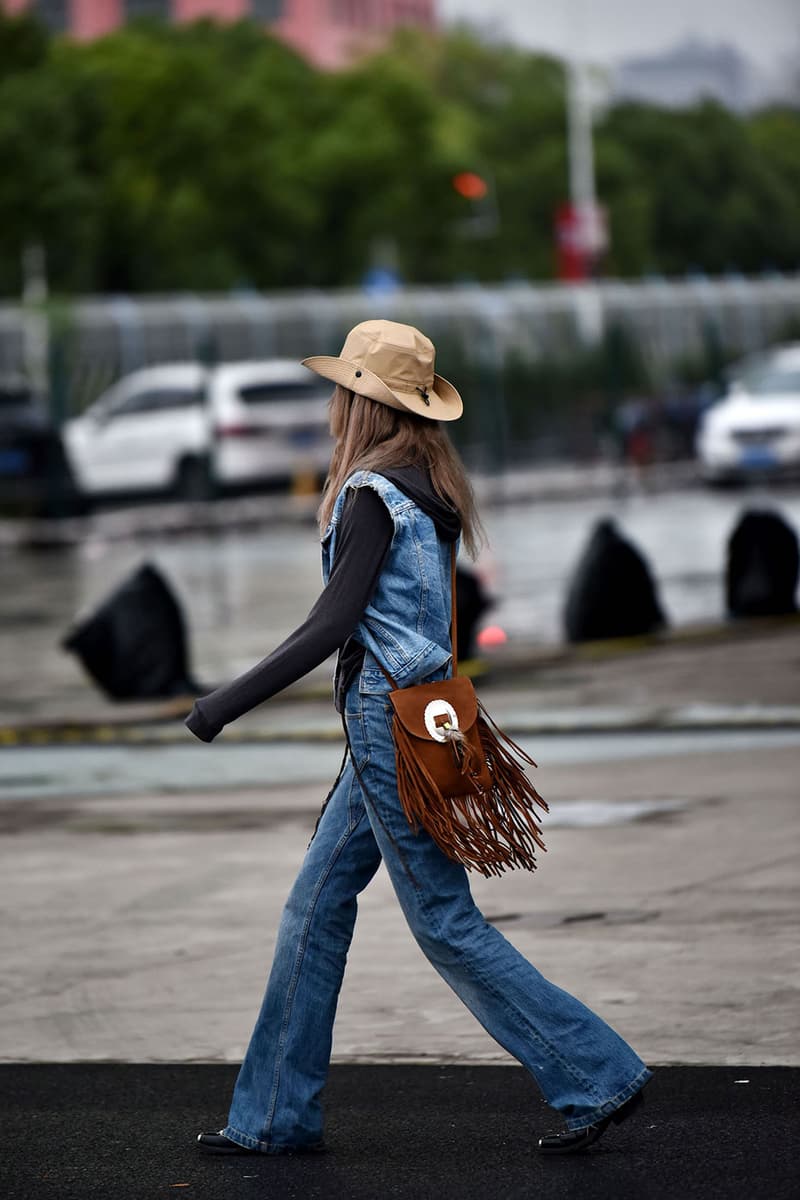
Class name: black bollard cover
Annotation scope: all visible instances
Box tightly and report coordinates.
[726,510,799,618]
[62,562,200,700]
[455,565,491,662]
[564,518,667,643]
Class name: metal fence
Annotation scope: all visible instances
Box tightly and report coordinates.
[1,276,799,422]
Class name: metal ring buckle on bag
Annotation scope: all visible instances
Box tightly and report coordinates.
[424,699,460,742]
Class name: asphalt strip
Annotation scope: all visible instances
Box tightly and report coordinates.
[2,1064,797,1200]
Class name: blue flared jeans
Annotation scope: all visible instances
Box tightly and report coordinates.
[222,678,651,1152]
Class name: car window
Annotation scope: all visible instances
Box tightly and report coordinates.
[237,382,330,405]
[108,386,204,418]
[738,363,800,397]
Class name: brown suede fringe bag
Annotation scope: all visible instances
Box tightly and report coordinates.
[377,547,548,878]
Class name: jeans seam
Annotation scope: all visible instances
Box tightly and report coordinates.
[308,744,350,847]
[413,528,428,633]
[372,702,424,889]
[352,676,607,1108]
[346,707,422,892]
[222,1123,324,1154]
[262,803,365,1139]
[344,708,370,773]
[406,865,605,1104]
[565,1066,652,1131]
[345,764,367,831]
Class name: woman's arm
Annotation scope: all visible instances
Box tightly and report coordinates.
[185,487,393,742]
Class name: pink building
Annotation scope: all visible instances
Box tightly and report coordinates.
[1,1,436,67]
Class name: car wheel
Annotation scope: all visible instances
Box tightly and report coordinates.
[174,456,214,501]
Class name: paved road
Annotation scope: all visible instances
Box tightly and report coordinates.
[3,1064,798,1200]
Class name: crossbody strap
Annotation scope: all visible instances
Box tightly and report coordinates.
[373,542,458,691]
[449,541,458,678]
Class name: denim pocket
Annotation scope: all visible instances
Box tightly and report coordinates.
[343,704,370,772]
[358,668,392,696]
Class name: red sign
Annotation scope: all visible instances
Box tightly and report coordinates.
[555,202,608,281]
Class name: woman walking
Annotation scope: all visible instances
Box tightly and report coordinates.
[185,320,651,1157]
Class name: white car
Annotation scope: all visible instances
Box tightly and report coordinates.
[63,361,333,500]
[696,344,800,483]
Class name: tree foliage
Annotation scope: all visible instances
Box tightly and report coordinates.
[0,11,798,296]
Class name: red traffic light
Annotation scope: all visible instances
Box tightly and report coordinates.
[452,171,488,200]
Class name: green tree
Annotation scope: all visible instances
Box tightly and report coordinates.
[384,29,568,280]
[48,20,323,290]
[598,100,800,275]
[305,50,467,285]
[1,11,799,296]
[0,9,48,79]
[0,16,97,295]
[746,106,800,267]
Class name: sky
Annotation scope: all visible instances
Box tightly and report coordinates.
[439,0,800,75]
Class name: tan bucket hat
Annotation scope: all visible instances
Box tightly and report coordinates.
[302,319,463,422]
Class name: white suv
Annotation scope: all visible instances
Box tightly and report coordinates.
[63,361,333,500]
[696,344,800,483]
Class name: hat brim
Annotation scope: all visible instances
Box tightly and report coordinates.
[301,354,463,422]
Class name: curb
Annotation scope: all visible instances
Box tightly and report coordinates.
[2,706,800,747]
[1,618,797,748]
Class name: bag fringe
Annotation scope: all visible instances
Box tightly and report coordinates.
[393,703,548,878]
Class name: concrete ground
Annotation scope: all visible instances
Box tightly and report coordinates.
[1,719,798,1067]
[2,625,799,1067]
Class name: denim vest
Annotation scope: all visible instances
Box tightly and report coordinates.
[321,470,454,692]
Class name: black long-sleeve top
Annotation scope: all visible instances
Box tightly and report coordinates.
[185,487,393,742]
[184,466,460,743]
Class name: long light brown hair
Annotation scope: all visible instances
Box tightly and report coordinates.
[318,386,484,558]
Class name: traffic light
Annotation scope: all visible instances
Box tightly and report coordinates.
[452,172,488,201]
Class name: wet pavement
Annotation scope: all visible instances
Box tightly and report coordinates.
[3,482,800,726]
[2,728,799,801]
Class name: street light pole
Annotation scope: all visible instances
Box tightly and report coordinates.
[563,3,606,341]
[21,242,49,406]
[566,57,598,243]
